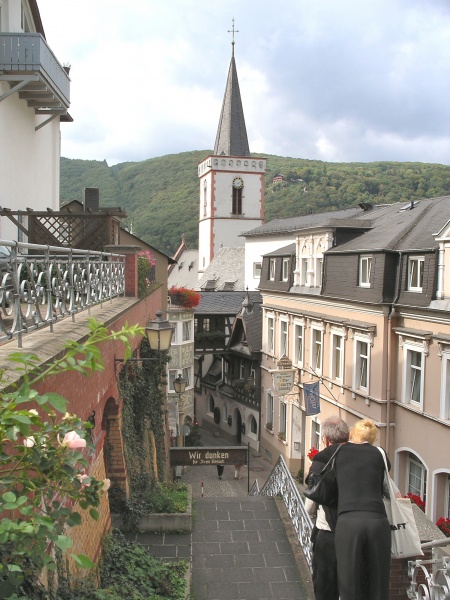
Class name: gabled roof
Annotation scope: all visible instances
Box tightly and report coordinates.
[243,206,365,237]
[264,243,296,257]
[196,291,262,315]
[197,247,245,291]
[214,51,250,157]
[168,248,199,288]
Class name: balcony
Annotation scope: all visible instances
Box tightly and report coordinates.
[0,240,125,347]
[0,33,70,116]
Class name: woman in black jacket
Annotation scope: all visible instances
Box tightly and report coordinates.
[334,419,391,600]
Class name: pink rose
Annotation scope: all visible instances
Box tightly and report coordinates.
[62,431,86,449]
[102,478,111,491]
[77,474,91,487]
[23,436,36,447]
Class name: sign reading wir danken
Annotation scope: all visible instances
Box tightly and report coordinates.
[169,446,248,467]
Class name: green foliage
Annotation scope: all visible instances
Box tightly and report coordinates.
[137,250,157,298]
[60,153,450,255]
[117,342,172,529]
[140,483,188,514]
[52,533,187,600]
[184,423,202,447]
[0,319,142,598]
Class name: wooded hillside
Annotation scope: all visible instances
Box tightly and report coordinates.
[60,152,450,256]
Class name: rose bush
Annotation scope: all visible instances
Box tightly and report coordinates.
[0,318,141,598]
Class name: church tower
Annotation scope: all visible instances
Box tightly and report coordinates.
[197,24,266,278]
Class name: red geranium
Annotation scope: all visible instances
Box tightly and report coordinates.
[307,447,319,460]
[404,493,425,512]
[436,517,450,537]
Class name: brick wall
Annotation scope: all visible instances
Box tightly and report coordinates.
[30,287,166,579]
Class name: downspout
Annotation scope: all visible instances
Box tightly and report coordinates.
[385,251,403,457]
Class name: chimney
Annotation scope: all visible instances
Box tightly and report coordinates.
[83,188,100,211]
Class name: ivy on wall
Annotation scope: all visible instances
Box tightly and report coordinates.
[114,339,170,526]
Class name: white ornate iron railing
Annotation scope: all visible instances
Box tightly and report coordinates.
[0,241,126,347]
[249,454,314,571]
[407,538,450,599]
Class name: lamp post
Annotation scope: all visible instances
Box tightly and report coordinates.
[173,374,187,447]
[114,309,174,375]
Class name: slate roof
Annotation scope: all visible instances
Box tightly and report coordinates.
[243,206,365,237]
[196,291,262,315]
[214,53,250,157]
[264,243,296,257]
[246,195,450,253]
[197,247,245,291]
[328,196,450,253]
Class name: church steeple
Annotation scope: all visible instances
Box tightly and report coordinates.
[214,20,250,157]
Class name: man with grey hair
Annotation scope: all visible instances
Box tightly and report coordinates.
[304,416,349,600]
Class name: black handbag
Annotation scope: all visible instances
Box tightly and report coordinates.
[303,444,342,508]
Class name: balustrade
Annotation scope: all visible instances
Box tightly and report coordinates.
[0,241,125,346]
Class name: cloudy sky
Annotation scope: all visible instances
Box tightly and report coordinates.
[38,0,450,166]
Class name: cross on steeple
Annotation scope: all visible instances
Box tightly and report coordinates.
[228,18,239,56]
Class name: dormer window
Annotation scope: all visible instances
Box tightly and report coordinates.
[269,258,276,281]
[359,256,372,287]
[282,258,289,282]
[408,256,424,292]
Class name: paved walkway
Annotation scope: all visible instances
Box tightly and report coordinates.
[129,429,312,600]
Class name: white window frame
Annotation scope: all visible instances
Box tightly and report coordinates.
[316,257,323,288]
[301,257,308,286]
[353,335,370,392]
[182,367,192,388]
[253,262,262,279]
[294,322,304,367]
[239,360,245,380]
[331,332,344,382]
[266,391,274,427]
[170,322,178,344]
[311,419,321,451]
[408,256,424,292]
[279,319,289,357]
[282,258,289,282]
[402,343,424,408]
[407,454,426,500]
[267,316,275,354]
[440,351,450,420]
[359,255,372,287]
[311,326,323,374]
[168,369,177,391]
[182,320,191,342]
[250,364,256,380]
[269,258,276,281]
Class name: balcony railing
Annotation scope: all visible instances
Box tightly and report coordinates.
[249,453,314,571]
[407,538,450,599]
[0,241,125,347]
[0,33,70,111]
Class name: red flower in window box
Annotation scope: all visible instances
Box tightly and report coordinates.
[404,493,425,512]
[307,447,319,460]
[169,286,200,308]
[436,517,450,537]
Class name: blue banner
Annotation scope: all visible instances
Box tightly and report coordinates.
[304,381,320,416]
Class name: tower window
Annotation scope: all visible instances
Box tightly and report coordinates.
[232,188,242,215]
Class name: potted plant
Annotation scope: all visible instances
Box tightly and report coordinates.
[278,431,286,442]
[265,421,273,431]
[169,286,200,308]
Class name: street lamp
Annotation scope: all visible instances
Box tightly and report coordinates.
[173,374,187,446]
[145,309,174,352]
[114,309,174,376]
